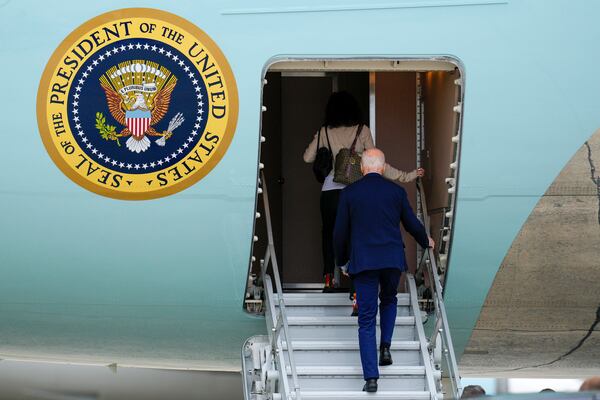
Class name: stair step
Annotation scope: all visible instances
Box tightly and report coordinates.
[286,353,421,367]
[283,340,422,366]
[287,316,415,326]
[295,376,427,392]
[279,292,409,297]
[289,365,425,376]
[275,295,410,307]
[281,305,410,318]
[283,340,420,351]
[288,323,415,341]
[275,294,411,317]
[298,390,430,399]
[289,365,427,392]
[279,292,351,296]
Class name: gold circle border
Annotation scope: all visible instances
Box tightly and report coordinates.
[36,8,239,200]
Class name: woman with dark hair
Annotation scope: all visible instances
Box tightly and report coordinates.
[304,91,424,293]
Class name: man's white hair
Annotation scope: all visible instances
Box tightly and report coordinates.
[361,148,385,170]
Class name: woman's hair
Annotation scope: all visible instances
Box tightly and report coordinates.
[324,91,363,128]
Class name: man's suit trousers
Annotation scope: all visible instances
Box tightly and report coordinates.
[353,268,401,380]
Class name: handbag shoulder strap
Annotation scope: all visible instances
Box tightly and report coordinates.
[350,124,363,152]
[316,126,322,148]
[324,126,332,152]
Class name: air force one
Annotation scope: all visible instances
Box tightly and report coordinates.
[1,1,599,399]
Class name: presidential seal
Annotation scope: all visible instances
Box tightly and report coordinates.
[37,8,238,200]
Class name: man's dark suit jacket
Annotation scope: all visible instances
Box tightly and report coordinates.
[333,173,429,275]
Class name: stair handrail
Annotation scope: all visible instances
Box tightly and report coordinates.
[407,273,442,400]
[416,178,463,399]
[259,171,302,400]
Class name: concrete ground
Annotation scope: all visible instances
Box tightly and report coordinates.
[0,360,243,400]
[460,130,600,378]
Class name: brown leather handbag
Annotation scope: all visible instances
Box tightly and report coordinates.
[333,125,363,185]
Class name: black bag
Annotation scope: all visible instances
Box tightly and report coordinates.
[312,126,333,183]
[333,125,363,185]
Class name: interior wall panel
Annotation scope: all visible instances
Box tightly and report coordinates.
[375,72,418,272]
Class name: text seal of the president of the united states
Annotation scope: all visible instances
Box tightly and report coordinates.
[37,8,238,200]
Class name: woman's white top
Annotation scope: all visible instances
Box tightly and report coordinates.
[303,125,418,192]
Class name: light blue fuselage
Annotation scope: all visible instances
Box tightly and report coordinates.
[0,0,597,370]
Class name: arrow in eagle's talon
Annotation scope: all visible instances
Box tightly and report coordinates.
[156,113,184,146]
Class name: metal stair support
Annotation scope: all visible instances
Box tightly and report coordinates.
[277,289,440,399]
[416,179,463,398]
[242,172,462,399]
[242,171,301,400]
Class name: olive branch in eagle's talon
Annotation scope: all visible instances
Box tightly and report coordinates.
[95,112,124,147]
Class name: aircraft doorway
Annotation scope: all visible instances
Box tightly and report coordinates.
[249,60,463,294]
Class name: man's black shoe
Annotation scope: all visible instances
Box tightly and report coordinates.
[379,345,393,366]
[362,378,378,392]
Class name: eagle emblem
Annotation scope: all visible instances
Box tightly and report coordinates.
[97,60,184,153]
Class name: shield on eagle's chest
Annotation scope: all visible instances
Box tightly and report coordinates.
[125,110,152,138]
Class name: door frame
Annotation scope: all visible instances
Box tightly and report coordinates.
[244,56,465,309]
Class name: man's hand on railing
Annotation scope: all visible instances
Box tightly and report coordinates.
[428,236,435,248]
[339,263,349,277]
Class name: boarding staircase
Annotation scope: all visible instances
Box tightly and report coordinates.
[242,173,462,400]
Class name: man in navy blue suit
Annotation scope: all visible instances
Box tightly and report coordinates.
[334,148,433,393]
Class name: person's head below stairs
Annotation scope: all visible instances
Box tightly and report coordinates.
[581,376,600,392]
[461,384,486,398]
